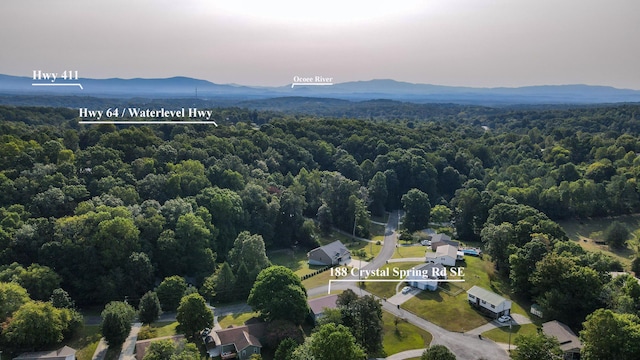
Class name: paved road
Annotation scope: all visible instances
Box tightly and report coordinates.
[465,313,532,336]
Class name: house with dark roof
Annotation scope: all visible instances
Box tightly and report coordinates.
[467,286,511,318]
[405,263,447,291]
[308,294,339,322]
[202,322,266,360]
[307,240,351,266]
[13,346,76,360]
[426,244,458,266]
[429,233,459,251]
[542,320,582,360]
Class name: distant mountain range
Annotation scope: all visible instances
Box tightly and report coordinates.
[2,74,640,105]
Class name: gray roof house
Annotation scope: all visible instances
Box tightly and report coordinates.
[430,234,459,251]
[13,346,76,360]
[405,263,447,291]
[308,240,351,266]
[426,244,458,266]
[202,322,266,360]
[467,286,511,318]
[308,294,339,322]
[542,320,582,360]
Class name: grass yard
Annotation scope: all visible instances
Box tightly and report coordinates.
[268,249,326,278]
[347,240,382,260]
[401,256,529,332]
[217,312,260,328]
[362,262,424,299]
[392,245,428,259]
[68,325,102,360]
[481,323,539,343]
[382,311,432,356]
[302,267,338,289]
[559,215,640,268]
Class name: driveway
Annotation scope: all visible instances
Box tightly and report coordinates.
[465,313,533,335]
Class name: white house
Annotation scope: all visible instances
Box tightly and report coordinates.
[405,263,447,291]
[467,286,511,318]
[307,240,351,266]
[426,244,458,266]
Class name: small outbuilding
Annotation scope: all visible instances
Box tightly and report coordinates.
[307,240,351,266]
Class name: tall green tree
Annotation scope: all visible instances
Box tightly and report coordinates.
[512,333,562,360]
[0,281,30,321]
[580,308,640,360]
[101,301,136,346]
[402,188,431,232]
[248,266,309,325]
[605,221,630,249]
[368,172,388,217]
[339,295,383,356]
[156,276,187,311]
[420,345,456,360]
[138,291,162,325]
[2,301,66,349]
[274,338,299,360]
[176,293,213,341]
[291,323,366,360]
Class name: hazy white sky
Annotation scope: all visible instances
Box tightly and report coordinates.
[1,0,638,88]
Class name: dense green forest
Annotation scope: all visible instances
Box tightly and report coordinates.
[2,103,640,352]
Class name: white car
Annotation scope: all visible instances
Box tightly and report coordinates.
[498,315,511,323]
[421,240,431,246]
[401,286,412,294]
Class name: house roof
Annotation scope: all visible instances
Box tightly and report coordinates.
[310,240,350,260]
[431,233,451,243]
[308,294,339,315]
[435,244,458,258]
[542,320,583,352]
[212,323,266,352]
[406,263,446,280]
[467,286,509,306]
[14,346,76,360]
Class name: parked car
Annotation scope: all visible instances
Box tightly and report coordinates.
[401,286,412,294]
[420,240,431,246]
[498,315,511,323]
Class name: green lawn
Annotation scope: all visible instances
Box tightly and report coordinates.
[68,325,102,360]
[302,267,339,289]
[481,323,539,343]
[392,245,427,259]
[401,256,530,332]
[559,215,640,269]
[268,250,325,278]
[217,312,260,328]
[382,311,432,356]
[362,262,424,299]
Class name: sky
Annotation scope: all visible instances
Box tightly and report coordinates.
[1,0,639,89]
